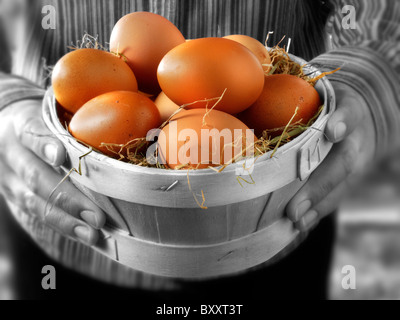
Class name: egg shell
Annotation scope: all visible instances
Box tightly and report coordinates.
[110,12,186,95]
[69,91,161,157]
[157,37,265,115]
[224,34,272,72]
[155,92,182,123]
[158,109,257,169]
[239,74,321,137]
[52,48,138,114]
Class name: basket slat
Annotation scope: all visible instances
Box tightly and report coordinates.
[94,218,300,279]
[41,53,336,279]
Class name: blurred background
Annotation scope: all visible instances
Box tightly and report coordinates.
[1,1,400,301]
[329,154,400,300]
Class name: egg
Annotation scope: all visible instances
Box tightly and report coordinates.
[158,109,257,169]
[155,92,182,123]
[52,48,138,114]
[223,35,272,72]
[69,91,161,157]
[239,74,322,137]
[157,38,265,115]
[110,12,186,95]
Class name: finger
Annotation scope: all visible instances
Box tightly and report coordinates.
[295,177,356,232]
[295,210,319,233]
[0,160,101,245]
[4,143,106,229]
[287,130,361,223]
[25,192,99,246]
[0,160,30,210]
[13,102,66,167]
[325,88,365,143]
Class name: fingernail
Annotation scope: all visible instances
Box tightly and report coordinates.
[80,211,99,228]
[334,122,347,142]
[44,144,58,165]
[294,200,312,222]
[74,226,91,244]
[298,211,319,232]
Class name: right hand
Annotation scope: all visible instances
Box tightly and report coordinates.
[0,99,106,246]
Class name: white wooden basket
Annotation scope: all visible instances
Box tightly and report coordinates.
[42,56,336,279]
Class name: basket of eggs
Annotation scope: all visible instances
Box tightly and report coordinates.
[42,12,336,279]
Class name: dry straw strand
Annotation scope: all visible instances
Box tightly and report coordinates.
[45,148,93,218]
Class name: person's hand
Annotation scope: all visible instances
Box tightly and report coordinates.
[287,82,376,232]
[0,99,106,245]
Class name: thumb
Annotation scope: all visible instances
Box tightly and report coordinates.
[325,83,365,143]
[13,100,66,167]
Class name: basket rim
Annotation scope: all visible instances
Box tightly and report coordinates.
[43,55,335,178]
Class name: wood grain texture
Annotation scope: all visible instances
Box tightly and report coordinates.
[73,179,305,246]
[95,218,300,279]
[43,79,333,209]
[6,201,181,289]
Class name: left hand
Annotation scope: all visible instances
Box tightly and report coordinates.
[0,100,106,246]
[286,82,376,232]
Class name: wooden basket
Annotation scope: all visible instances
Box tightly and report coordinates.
[42,56,336,279]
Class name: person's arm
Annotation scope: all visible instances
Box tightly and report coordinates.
[287,0,400,231]
[0,73,106,246]
[0,0,106,245]
[0,73,45,111]
[312,0,400,154]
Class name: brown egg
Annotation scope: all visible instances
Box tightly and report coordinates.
[52,49,138,114]
[224,34,272,72]
[239,74,321,137]
[155,92,182,123]
[158,109,256,169]
[110,12,186,95]
[158,38,265,115]
[69,91,161,157]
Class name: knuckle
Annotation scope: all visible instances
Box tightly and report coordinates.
[318,180,336,198]
[25,193,34,209]
[23,165,40,194]
[31,137,45,155]
[17,117,36,140]
[24,192,38,217]
[341,146,357,176]
[54,192,71,211]
[44,203,60,225]
[45,193,69,227]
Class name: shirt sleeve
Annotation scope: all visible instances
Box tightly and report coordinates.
[0,72,46,112]
[311,0,400,154]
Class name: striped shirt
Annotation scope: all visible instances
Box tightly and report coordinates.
[0,0,399,289]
